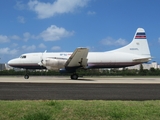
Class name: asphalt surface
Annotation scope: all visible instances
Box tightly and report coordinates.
[0,82,160,100]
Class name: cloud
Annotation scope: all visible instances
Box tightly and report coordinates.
[39,43,46,49]
[15,1,26,10]
[40,25,74,41]
[22,32,38,41]
[0,48,18,55]
[23,32,31,41]
[28,0,90,19]
[158,37,160,43]
[12,43,18,47]
[87,11,96,15]
[10,35,21,40]
[0,25,73,43]
[101,37,128,46]
[0,35,10,43]
[22,45,36,51]
[17,16,25,23]
[115,38,128,46]
[22,25,74,41]
[86,46,95,52]
[51,46,61,51]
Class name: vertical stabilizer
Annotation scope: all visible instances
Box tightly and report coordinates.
[113,28,151,58]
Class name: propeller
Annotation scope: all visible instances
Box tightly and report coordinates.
[38,50,47,66]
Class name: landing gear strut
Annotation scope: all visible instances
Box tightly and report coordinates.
[70,73,78,80]
[24,69,29,79]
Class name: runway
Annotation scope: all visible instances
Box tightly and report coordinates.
[0,76,160,100]
[1,76,160,83]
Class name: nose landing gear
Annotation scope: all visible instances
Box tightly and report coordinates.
[24,69,29,79]
[24,74,29,79]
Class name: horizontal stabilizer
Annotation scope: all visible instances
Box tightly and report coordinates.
[133,57,152,62]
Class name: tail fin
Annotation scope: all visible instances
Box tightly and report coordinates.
[114,28,151,57]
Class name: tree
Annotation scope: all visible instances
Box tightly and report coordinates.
[139,64,144,75]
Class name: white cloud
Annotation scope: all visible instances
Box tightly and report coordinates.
[87,11,96,15]
[23,32,31,41]
[39,43,46,49]
[12,43,18,47]
[86,46,95,52]
[0,48,18,55]
[10,49,18,55]
[28,0,90,19]
[23,33,39,41]
[17,16,25,23]
[15,1,26,10]
[10,35,21,40]
[0,25,73,43]
[51,46,61,51]
[22,45,36,51]
[101,37,128,46]
[40,25,74,41]
[101,37,114,46]
[115,38,128,46]
[158,37,160,43]
[0,35,10,43]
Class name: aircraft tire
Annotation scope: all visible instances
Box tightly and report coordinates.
[24,74,29,79]
[70,74,78,80]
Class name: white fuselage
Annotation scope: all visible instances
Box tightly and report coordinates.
[8,51,148,70]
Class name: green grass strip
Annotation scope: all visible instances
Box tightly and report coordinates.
[0,100,160,120]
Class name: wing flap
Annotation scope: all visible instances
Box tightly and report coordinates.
[65,48,89,68]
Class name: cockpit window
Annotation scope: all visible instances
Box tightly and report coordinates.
[20,55,26,58]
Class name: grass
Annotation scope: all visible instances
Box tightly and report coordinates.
[0,100,160,120]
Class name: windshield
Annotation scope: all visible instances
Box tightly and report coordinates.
[20,55,26,58]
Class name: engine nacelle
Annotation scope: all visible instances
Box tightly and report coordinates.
[42,58,67,70]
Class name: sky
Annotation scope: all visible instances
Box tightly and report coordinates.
[1,0,160,64]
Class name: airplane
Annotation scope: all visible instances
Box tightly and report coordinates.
[8,28,152,79]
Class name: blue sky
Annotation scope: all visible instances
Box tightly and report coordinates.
[0,0,160,64]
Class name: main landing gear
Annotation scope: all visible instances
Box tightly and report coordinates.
[70,73,78,80]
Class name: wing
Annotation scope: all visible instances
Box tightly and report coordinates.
[65,47,89,68]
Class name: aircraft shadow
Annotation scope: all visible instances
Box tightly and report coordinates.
[72,78,95,81]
